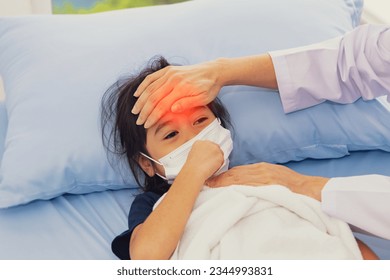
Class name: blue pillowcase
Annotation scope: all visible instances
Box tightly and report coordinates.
[0,100,6,161]
[0,0,365,207]
[221,87,390,166]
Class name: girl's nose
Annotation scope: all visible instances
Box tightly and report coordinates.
[181,121,200,142]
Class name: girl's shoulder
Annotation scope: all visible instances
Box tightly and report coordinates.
[131,191,163,211]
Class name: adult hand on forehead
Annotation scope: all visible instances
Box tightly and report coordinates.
[131,61,223,129]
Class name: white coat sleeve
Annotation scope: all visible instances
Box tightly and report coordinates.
[322,175,390,240]
[269,24,390,113]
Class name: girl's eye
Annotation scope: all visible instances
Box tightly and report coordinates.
[194,117,208,125]
[164,131,178,140]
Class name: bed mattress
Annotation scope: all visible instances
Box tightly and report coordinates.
[0,100,389,259]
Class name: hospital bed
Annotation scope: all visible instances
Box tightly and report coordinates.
[0,0,390,259]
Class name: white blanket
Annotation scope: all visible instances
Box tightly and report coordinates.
[156,185,362,260]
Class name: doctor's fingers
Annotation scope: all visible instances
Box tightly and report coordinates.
[141,88,214,129]
[133,66,168,99]
[132,64,187,116]
[205,165,268,187]
[250,162,316,190]
[139,86,202,129]
[134,81,176,127]
[171,88,218,113]
[132,74,172,119]
[206,163,296,188]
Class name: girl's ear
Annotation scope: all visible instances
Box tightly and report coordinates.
[137,154,156,177]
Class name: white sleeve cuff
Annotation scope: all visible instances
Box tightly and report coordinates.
[322,175,390,240]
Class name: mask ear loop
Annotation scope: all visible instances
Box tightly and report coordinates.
[139,152,168,181]
[139,152,162,165]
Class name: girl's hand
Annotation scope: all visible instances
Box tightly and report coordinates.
[130,140,223,260]
[131,61,223,129]
[183,140,224,183]
[206,162,329,201]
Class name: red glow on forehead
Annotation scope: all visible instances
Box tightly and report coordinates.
[161,106,209,123]
[150,106,213,136]
[170,108,195,122]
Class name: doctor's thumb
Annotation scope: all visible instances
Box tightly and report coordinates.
[171,102,183,113]
[171,96,207,113]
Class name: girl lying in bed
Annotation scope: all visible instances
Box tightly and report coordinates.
[101,56,378,260]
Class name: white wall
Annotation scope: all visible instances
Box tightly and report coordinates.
[0,0,52,16]
[362,0,390,24]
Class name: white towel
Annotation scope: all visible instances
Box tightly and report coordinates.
[156,185,362,259]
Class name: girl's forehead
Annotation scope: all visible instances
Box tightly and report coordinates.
[157,106,212,123]
[146,106,215,136]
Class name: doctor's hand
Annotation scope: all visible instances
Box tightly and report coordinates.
[206,162,329,201]
[131,60,223,129]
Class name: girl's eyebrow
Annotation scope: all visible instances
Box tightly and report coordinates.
[153,106,209,136]
[154,120,172,136]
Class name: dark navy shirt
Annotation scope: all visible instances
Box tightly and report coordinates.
[111,191,162,260]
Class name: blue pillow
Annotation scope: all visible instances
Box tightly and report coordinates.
[222,87,390,166]
[0,0,364,207]
[0,100,6,162]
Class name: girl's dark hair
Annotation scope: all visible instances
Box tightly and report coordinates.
[101,56,231,194]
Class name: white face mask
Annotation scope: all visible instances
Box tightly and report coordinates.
[140,118,233,184]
